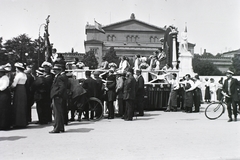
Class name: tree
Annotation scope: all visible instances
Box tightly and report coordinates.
[103,47,120,66]
[82,50,98,69]
[3,34,37,65]
[201,52,214,58]
[0,38,9,66]
[192,57,222,76]
[231,54,240,75]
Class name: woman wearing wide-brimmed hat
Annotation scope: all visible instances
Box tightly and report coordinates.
[11,62,28,128]
[0,66,12,130]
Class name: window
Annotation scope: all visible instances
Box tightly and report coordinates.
[150,36,153,42]
[107,35,111,41]
[135,35,139,42]
[90,48,98,55]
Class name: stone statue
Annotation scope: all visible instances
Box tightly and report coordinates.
[180,31,188,53]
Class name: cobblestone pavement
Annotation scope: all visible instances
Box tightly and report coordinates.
[0,104,240,160]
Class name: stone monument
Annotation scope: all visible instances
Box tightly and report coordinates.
[178,25,195,78]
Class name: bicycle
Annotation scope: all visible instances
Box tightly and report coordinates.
[205,97,226,120]
[74,95,104,122]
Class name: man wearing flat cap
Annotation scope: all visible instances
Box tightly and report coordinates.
[222,70,239,122]
[123,67,136,121]
[42,61,54,123]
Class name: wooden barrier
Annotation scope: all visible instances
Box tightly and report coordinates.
[66,68,177,110]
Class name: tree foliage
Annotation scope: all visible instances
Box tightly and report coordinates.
[3,34,38,65]
[231,54,240,75]
[82,50,98,69]
[0,38,9,66]
[103,47,120,66]
[192,57,222,76]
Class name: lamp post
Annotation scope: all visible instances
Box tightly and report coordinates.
[38,24,45,67]
[37,15,51,67]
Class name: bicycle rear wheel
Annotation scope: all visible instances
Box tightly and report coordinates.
[87,97,104,122]
[205,102,225,120]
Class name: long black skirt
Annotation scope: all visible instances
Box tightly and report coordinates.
[0,89,12,130]
[13,84,28,127]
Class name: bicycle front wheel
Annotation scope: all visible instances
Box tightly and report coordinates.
[87,97,104,122]
[205,102,225,120]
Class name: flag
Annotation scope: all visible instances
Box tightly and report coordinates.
[94,20,105,34]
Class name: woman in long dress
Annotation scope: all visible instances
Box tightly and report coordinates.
[11,62,28,128]
[0,67,12,130]
[209,78,217,102]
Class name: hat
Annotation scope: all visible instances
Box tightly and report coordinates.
[14,62,25,69]
[226,70,234,75]
[66,72,73,77]
[36,69,44,75]
[41,61,52,68]
[1,63,11,72]
[38,67,44,72]
[0,66,7,72]
[52,64,63,70]
[93,70,101,75]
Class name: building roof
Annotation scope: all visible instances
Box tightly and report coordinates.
[221,48,240,56]
[86,13,166,33]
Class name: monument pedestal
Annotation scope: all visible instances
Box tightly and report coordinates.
[178,51,195,78]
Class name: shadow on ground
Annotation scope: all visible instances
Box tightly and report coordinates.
[66,128,94,133]
[67,122,92,126]
[0,136,27,141]
[134,117,154,121]
[142,113,161,117]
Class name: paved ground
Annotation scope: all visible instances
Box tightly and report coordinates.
[0,104,240,160]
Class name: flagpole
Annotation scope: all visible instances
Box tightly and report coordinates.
[94,18,96,40]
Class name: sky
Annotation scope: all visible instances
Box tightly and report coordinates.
[0,0,239,55]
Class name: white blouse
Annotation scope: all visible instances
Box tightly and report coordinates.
[0,75,10,91]
[11,72,27,87]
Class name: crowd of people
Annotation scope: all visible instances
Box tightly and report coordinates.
[1,52,240,132]
[0,53,146,132]
[165,70,240,122]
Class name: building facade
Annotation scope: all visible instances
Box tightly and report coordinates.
[85,13,195,65]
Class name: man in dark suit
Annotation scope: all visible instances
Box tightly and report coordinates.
[24,65,35,123]
[123,68,136,121]
[222,70,239,122]
[93,71,104,117]
[81,70,98,120]
[42,62,54,123]
[49,64,68,133]
[135,69,145,116]
[105,69,116,119]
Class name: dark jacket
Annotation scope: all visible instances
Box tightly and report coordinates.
[222,78,239,101]
[136,75,145,96]
[106,74,116,101]
[123,75,136,100]
[82,77,98,98]
[50,72,68,99]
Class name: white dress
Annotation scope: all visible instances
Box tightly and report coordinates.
[209,82,217,102]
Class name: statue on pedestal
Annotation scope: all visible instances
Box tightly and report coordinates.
[179,30,188,54]
[178,24,194,77]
